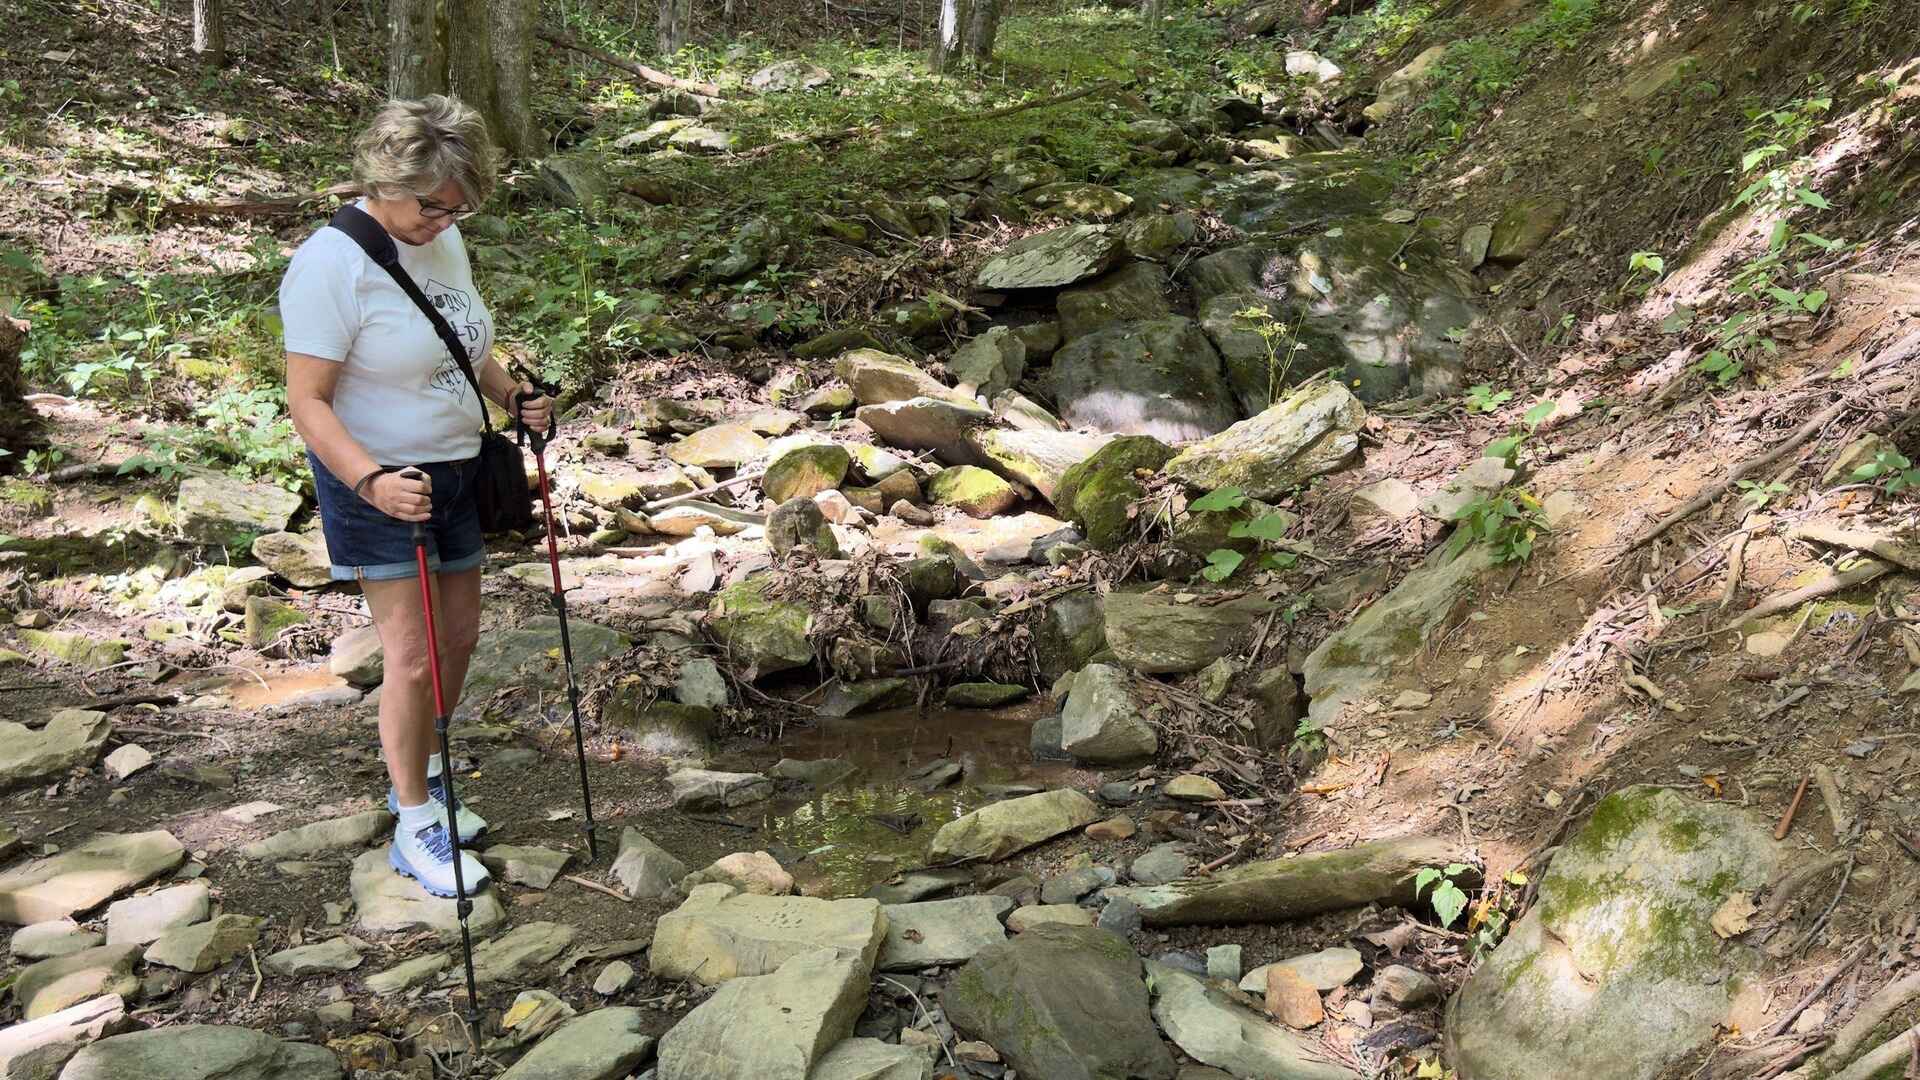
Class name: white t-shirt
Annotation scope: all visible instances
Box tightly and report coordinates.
[279,207,493,465]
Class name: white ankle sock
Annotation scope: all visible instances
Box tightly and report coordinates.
[396,800,440,835]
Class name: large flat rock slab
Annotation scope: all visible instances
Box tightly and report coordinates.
[498,1007,654,1080]
[57,1024,341,1080]
[1106,836,1468,926]
[649,883,885,986]
[975,225,1121,290]
[927,789,1100,863]
[240,810,392,860]
[878,896,1012,971]
[349,847,506,942]
[0,710,110,791]
[0,832,185,926]
[1146,962,1357,1080]
[1445,787,1781,1080]
[0,992,132,1080]
[656,948,869,1080]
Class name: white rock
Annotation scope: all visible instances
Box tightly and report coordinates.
[101,745,152,782]
[105,881,210,946]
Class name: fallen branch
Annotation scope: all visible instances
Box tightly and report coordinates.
[1813,763,1851,839]
[1767,943,1867,1038]
[1719,527,1753,611]
[640,470,766,513]
[735,78,1130,159]
[1774,775,1810,840]
[160,188,347,221]
[537,28,725,98]
[562,874,632,902]
[1735,558,1890,627]
[1788,520,1920,571]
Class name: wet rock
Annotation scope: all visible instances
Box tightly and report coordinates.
[0,992,132,1080]
[926,466,1019,519]
[241,810,392,860]
[464,618,629,702]
[766,497,843,559]
[943,682,1030,709]
[1054,437,1176,551]
[664,659,729,714]
[650,884,886,985]
[706,577,813,679]
[104,881,209,946]
[248,531,332,588]
[1061,663,1156,764]
[499,1007,652,1080]
[1240,947,1364,994]
[0,831,186,925]
[606,688,715,759]
[864,868,971,904]
[1007,905,1096,932]
[1053,317,1238,443]
[657,947,869,1080]
[1163,381,1364,500]
[966,428,1112,504]
[14,945,142,1021]
[855,397,991,462]
[1109,836,1468,926]
[764,444,851,504]
[1487,197,1569,267]
[475,845,575,890]
[12,919,104,960]
[1445,786,1780,1080]
[946,924,1175,1080]
[879,896,1013,971]
[818,678,915,719]
[58,1025,341,1080]
[835,349,966,407]
[175,475,301,545]
[1130,843,1189,886]
[666,423,768,469]
[681,851,794,896]
[1302,544,1495,730]
[1029,715,1070,763]
[667,769,772,811]
[976,224,1122,290]
[928,788,1101,863]
[349,847,506,942]
[811,1038,934,1080]
[1102,591,1273,676]
[1058,262,1174,342]
[1147,962,1357,1079]
[264,937,362,977]
[471,921,575,985]
[611,828,688,901]
[145,914,260,973]
[0,709,109,790]
[950,327,1027,398]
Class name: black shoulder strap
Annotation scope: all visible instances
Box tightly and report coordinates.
[327,203,491,433]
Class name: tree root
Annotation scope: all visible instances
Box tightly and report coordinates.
[1810,973,1920,1078]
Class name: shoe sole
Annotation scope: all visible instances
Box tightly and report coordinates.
[386,791,488,845]
[388,843,487,899]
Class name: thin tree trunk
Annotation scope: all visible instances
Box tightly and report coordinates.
[389,0,447,99]
[488,0,537,159]
[191,0,226,67]
[929,0,970,72]
[657,0,691,55]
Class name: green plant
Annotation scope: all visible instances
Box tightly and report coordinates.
[1464,384,1512,413]
[1188,486,1300,582]
[1467,869,1528,957]
[1483,399,1559,464]
[1735,478,1789,511]
[1232,304,1312,406]
[120,387,308,492]
[1852,449,1920,494]
[1627,250,1666,292]
[1291,717,1327,755]
[1415,863,1473,928]
[1448,487,1548,562]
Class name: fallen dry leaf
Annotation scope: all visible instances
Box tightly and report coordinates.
[1710,892,1758,939]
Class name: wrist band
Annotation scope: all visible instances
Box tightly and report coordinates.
[351,468,384,500]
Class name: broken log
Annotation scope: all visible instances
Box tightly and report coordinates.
[1787,520,1920,571]
[537,29,725,98]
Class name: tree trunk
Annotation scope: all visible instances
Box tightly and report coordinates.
[0,317,41,473]
[929,0,971,73]
[965,0,1000,65]
[657,0,691,56]
[487,0,537,159]
[447,0,499,136]
[191,0,226,67]
[389,0,447,100]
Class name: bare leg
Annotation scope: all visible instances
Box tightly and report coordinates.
[430,567,484,716]
[365,574,446,808]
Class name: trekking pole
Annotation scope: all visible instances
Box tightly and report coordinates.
[511,371,600,862]
[403,491,482,1029]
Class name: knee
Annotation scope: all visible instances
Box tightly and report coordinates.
[442,618,480,661]
[384,637,432,688]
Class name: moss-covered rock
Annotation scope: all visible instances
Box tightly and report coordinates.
[1163,380,1365,500]
[944,682,1031,709]
[666,423,768,469]
[767,498,841,558]
[1109,835,1471,926]
[1027,182,1135,222]
[1209,152,1398,234]
[966,428,1112,505]
[1102,589,1274,675]
[1122,212,1197,261]
[1034,592,1108,682]
[835,349,967,406]
[1052,317,1238,443]
[1487,197,1569,267]
[1057,262,1174,342]
[706,577,814,680]
[901,554,962,610]
[762,443,851,504]
[1196,291,1346,415]
[926,466,1020,519]
[243,597,307,650]
[1054,436,1177,551]
[975,224,1122,290]
[175,474,302,546]
[949,326,1027,398]
[602,680,715,758]
[1445,787,1780,1080]
[817,678,916,718]
[19,629,129,672]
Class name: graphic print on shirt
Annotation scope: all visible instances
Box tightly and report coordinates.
[421,277,487,399]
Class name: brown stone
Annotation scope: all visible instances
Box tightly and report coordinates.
[1265,965,1324,1029]
[1085,817,1138,842]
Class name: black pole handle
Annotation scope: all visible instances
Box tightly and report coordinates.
[510,365,560,453]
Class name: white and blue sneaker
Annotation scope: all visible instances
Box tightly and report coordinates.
[389,821,491,899]
[387,774,488,844]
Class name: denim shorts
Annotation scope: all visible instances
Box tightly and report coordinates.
[309,452,486,582]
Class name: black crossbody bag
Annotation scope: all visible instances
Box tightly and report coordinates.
[328,203,535,534]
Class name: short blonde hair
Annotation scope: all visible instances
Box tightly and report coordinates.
[352,95,496,207]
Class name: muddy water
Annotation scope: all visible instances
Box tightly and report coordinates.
[720,699,1079,898]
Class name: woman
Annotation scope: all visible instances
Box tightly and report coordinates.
[281,96,550,898]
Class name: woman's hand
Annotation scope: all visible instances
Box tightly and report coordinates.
[364,469,433,522]
[510,382,553,436]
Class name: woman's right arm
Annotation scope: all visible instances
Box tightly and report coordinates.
[288,353,430,522]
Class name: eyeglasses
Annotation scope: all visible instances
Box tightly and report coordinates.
[415,197,478,221]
